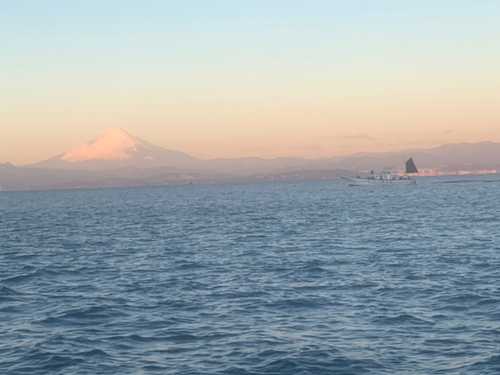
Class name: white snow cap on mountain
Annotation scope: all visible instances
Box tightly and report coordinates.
[61,128,148,162]
[30,128,198,170]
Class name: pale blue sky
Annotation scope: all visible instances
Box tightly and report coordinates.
[1,1,500,163]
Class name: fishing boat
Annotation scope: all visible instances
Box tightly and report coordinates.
[340,158,418,186]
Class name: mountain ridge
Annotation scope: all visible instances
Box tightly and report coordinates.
[27,128,500,173]
[1,129,497,191]
[31,128,199,170]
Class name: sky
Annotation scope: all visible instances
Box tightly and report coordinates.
[1,1,500,165]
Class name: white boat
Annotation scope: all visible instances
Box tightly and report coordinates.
[340,158,418,186]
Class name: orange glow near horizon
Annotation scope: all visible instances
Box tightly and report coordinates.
[2,84,499,165]
[1,2,500,165]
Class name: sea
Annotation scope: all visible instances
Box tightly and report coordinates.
[1,175,500,374]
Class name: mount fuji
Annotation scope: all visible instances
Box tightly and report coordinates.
[31,128,200,170]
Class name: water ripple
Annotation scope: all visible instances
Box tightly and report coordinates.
[1,176,500,373]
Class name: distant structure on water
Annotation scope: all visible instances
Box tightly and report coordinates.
[340,158,418,186]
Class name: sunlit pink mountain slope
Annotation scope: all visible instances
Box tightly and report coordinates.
[31,128,200,170]
[27,128,500,175]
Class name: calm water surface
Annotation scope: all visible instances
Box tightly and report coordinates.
[1,176,500,374]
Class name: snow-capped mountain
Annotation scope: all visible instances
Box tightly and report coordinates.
[31,128,200,170]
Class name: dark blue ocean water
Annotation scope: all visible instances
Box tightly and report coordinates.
[1,176,500,374]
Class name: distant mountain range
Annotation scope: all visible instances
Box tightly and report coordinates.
[1,128,499,191]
